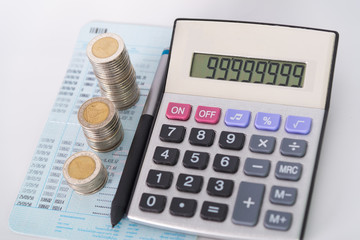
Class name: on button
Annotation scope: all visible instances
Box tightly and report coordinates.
[166,102,192,121]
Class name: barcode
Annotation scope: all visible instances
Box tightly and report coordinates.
[89,27,108,34]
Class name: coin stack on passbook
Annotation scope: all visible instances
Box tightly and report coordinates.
[86,33,139,110]
[78,97,124,152]
[63,151,108,195]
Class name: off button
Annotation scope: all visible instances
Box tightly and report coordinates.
[195,105,221,124]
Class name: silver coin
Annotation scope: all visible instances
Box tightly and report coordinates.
[78,97,123,152]
[63,151,108,195]
[86,33,139,110]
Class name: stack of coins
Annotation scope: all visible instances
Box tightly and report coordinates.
[86,33,139,110]
[63,151,108,195]
[78,97,124,152]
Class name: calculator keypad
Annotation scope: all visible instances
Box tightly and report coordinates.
[285,115,312,135]
[232,182,265,226]
[153,146,179,166]
[166,102,192,121]
[176,174,203,193]
[264,210,292,231]
[129,93,322,240]
[183,150,209,170]
[249,135,276,154]
[201,201,228,222]
[159,124,186,143]
[218,131,245,150]
[139,193,166,213]
[195,105,221,124]
[243,158,271,177]
[270,186,297,206]
[189,128,215,146]
[280,138,307,157]
[206,178,234,197]
[275,161,302,181]
[146,170,173,189]
[212,154,240,173]
[254,112,281,131]
[170,197,197,217]
[224,109,251,128]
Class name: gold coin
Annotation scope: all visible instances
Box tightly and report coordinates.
[83,101,110,125]
[68,156,96,180]
[92,37,119,59]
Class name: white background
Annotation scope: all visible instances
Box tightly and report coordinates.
[0,0,359,239]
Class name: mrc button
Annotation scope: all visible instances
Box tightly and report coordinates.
[195,105,221,124]
[275,161,302,181]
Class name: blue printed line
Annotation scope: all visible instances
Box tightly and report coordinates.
[60,214,86,220]
[56,226,73,230]
[64,188,74,211]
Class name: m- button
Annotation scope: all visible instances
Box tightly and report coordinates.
[270,186,297,206]
[195,105,221,124]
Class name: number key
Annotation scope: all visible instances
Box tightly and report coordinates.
[153,146,179,166]
[139,193,166,213]
[213,154,240,173]
[219,131,245,150]
[189,128,215,146]
[183,150,209,170]
[146,169,173,189]
[207,178,234,197]
[176,174,203,193]
[159,124,186,143]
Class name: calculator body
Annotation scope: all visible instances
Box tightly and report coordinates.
[127,19,338,240]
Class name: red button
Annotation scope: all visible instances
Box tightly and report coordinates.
[166,102,192,121]
[195,106,221,124]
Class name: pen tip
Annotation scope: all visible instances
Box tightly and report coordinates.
[112,224,115,228]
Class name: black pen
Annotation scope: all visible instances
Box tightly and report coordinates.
[111,49,169,227]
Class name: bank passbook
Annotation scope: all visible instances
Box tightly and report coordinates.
[127,19,338,240]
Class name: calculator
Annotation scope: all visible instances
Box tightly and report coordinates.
[127,19,338,240]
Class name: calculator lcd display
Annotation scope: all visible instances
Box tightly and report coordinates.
[190,53,306,88]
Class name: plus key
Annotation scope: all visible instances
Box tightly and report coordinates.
[232,182,265,226]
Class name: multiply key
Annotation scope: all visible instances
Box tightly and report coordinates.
[249,135,276,154]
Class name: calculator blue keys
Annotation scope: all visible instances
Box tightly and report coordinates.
[127,19,338,240]
[255,112,281,131]
[224,109,251,128]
